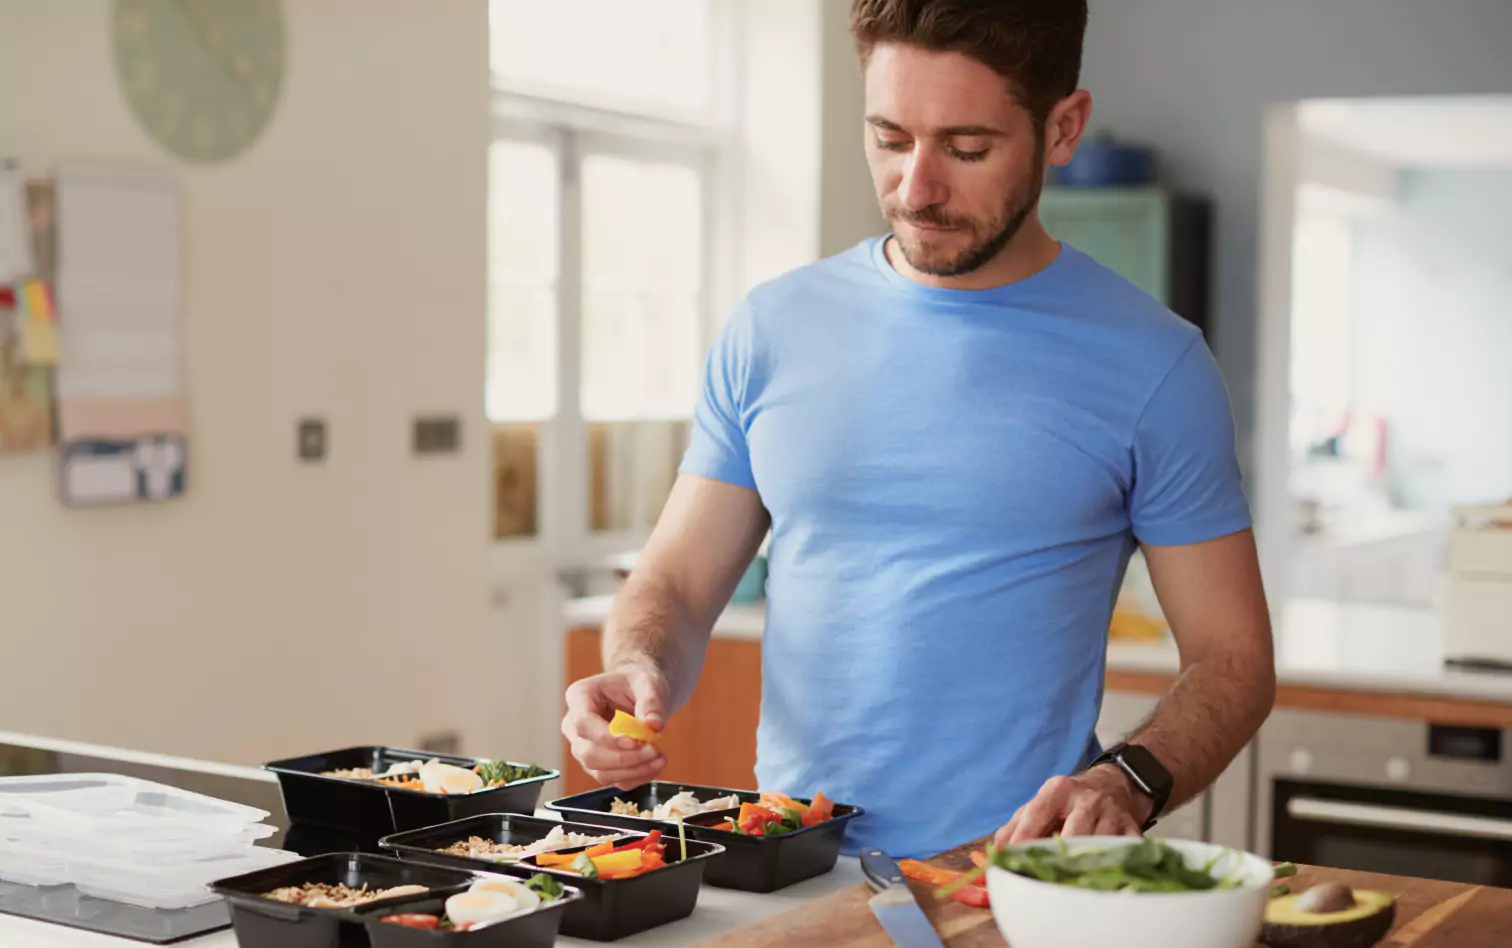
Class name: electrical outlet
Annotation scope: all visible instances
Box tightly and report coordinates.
[297,418,327,462]
[413,415,461,455]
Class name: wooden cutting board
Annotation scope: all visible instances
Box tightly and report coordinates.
[696,841,1512,948]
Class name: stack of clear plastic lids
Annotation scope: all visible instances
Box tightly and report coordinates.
[0,773,299,910]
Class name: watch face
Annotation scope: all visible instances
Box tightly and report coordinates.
[1122,744,1174,797]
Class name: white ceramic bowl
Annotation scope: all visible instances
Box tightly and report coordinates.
[986,836,1274,948]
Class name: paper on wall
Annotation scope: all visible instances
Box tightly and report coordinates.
[54,163,185,453]
[0,166,34,284]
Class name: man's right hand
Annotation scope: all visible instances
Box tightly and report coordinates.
[561,664,671,790]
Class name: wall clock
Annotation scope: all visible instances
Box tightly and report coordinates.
[112,0,286,164]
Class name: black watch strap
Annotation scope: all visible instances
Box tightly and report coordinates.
[1089,742,1172,832]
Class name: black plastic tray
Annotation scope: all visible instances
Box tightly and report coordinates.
[378,814,639,869]
[364,888,575,948]
[210,852,489,948]
[265,746,558,835]
[546,782,864,893]
[382,817,723,942]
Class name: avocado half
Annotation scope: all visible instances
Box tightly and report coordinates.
[1260,884,1396,948]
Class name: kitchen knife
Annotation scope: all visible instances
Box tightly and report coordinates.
[862,849,947,948]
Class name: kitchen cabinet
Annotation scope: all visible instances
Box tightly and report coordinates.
[1038,186,1211,341]
[563,626,761,794]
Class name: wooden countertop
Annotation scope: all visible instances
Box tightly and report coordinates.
[697,841,1512,947]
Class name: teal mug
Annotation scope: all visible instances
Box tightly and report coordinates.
[730,555,768,604]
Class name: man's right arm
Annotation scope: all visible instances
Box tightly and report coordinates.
[561,473,769,788]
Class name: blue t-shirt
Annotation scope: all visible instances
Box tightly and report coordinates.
[679,238,1251,857]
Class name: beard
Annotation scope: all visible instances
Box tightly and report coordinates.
[883,157,1046,278]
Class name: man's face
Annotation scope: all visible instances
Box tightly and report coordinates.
[862,43,1046,278]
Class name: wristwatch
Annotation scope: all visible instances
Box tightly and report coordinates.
[1088,742,1173,832]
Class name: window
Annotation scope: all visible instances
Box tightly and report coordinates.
[489,0,714,120]
[1289,206,1355,452]
[487,0,724,551]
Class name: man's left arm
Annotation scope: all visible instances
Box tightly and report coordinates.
[998,529,1274,841]
[999,338,1276,843]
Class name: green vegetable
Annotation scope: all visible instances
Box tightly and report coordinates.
[571,851,599,879]
[1272,862,1298,879]
[474,761,549,786]
[991,838,1257,894]
[526,874,564,902]
[677,817,688,862]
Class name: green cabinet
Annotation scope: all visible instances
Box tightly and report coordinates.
[1039,186,1212,343]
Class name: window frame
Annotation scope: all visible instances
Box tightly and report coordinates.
[489,93,728,569]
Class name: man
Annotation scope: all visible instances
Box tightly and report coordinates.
[562,0,1275,858]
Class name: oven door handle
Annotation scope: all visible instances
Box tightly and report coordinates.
[1287,796,1512,842]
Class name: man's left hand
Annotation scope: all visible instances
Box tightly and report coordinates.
[994,766,1152,846]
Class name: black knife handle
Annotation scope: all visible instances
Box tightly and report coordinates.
[862,848,905,892]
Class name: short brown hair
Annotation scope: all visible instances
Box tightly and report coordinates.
[851,0,1088,126]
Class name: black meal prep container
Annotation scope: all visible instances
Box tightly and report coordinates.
[545,782,865,893]
[264,746,558,835]
[376,814,723,942]
[208,852,578,948]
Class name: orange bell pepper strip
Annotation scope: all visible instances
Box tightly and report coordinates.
[969,851,989,869]
[800,791,835,827]
[607,710,663,748]
[583,840,616,858]
[898,860,963,888]
[534,851,578,867]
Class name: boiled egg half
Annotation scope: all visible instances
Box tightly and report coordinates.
[444,878,538,928]
[418,761,483,795]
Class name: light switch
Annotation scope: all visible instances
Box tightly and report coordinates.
[297,418,326,462]
[413,415,461,455]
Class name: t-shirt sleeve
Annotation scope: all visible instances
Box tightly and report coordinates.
[679,299,757,490]
[1129,337,1253,546]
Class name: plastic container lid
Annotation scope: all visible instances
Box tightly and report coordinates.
[71,846,303,910]
[0,773,286,909]
[0,773,268,841]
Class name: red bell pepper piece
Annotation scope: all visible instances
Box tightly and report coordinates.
[950,885,990,909]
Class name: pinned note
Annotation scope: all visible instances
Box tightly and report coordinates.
[0,165,33,284]
[14,277,61,365]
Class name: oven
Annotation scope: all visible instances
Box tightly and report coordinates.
[1257,707,1512,886]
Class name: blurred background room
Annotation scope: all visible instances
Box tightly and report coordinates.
[3,0,1512,889]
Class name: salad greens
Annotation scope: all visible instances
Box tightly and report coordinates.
[570,851,600,879]
[474,761,550,785]
[725,807,806,837]
[525,873,565,901]
[993,838,1253,893]
[939,838,1291,899]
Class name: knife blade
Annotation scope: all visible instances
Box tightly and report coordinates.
[862,849,947,948]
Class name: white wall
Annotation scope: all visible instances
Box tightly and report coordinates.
[818,0,883,257]
[0,1,495,763]
[1351,168,1512,511]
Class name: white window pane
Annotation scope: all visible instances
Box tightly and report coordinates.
[581,292,701,421]
[487,284,557,422]
[580,154,703,421]
[490,140,558,281]
[490,0,710,115]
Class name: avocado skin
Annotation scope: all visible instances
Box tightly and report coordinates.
[1260,893,1395,948]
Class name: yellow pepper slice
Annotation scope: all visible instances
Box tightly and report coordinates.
[590,848,645,876]
[608,710,663,748]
